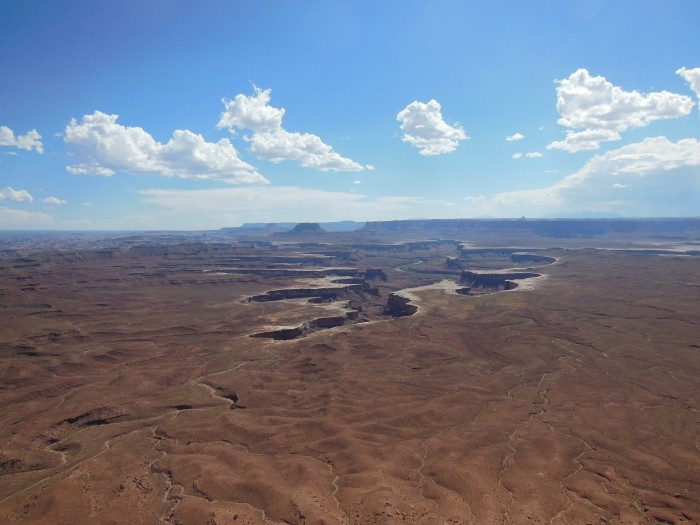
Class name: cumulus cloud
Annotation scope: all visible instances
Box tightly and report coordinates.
[677,67,700,105]
[64,111,266,184]
[218,87,366,172]
[246,129,365,171]
[548,69,693,152]
[0,126,43,153]
[546,129,621,152]
[555,69,692,131]
[0,187,33,202]
[506,133,524,141]
[218,87,284,132]
[468,137,700,217]
[512,153,523,160]
[396,99,468,155]
[43,196,67,205]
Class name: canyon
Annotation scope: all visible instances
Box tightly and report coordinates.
[0,221,699,524]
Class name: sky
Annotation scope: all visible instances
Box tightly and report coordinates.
[1,0,700,230]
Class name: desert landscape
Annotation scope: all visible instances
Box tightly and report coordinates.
[1,219,699,524]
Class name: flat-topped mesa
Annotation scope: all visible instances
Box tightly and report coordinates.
[250,310,360,340]
[509,253,556,266]
[245,278,372,303]
[456,248,556,268]
[247,287,346,302]
[212,267,359,278]
[286,222,327,235]
[383,293,418,317]
[458,270,540,292]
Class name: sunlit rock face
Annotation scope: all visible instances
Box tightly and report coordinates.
[383,292,418,317]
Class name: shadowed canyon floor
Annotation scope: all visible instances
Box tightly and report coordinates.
[0,236,699,524]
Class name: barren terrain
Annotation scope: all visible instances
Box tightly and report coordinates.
[1,225,699,524]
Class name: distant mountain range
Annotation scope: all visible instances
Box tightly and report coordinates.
[217,217,700,239]
[356,218,700,238]
[220,221,365,233]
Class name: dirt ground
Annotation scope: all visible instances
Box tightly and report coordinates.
[0,240,698,524]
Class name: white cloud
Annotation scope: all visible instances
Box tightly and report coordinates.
[396,99,468,155]
[677,67,700,105]
[218,87,285,132]
[548,69,693,151]
[0,207,52,228]
[218,87,366,172]
[506,133,524,141]
[64,111,266,184]
[138,186,449,229]
[555,69,692,131]
[0,126,43,153]
[525,151,543,158]
[512,153,523,160]
[464,195,488,207]
[353,180,361,184]
[43,196,67,205]
[0,187,33,202]
[589,136,700,175]
[66,163,116,177]
[247,129,365,171]
[547,129,621,152]
[466,137,700,217]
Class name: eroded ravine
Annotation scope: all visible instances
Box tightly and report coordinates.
[3,242,699,523]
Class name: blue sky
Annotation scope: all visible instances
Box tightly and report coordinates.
[1,0,699,230]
